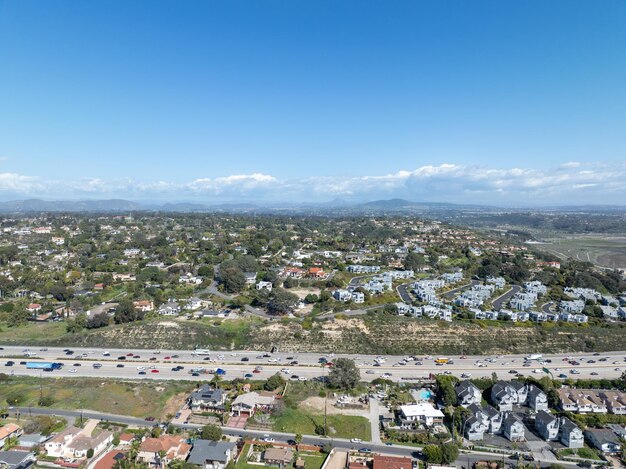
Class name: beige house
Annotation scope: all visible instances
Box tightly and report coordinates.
[44,426,113,459]
[138,435,191,467]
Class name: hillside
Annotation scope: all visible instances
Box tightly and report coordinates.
[3,317,626,355]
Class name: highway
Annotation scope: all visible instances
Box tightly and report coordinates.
[1,345,625,382]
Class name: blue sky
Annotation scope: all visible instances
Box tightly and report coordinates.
[0,1,625,205]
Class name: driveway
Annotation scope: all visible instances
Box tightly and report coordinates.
[369,398,382,445]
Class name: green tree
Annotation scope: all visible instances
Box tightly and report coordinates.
[422,445,443,464]
[267,288,299,315]
[264,373,286,391]
[328,358,360,389]
[114,298,143,324]
[200,424,222,441]
[440,443,459,464]
[218,266,246,293]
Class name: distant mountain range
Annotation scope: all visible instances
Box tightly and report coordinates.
[0,197,623,214]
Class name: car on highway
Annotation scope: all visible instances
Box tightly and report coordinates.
[241,357,249,362]
[358,448,372,453]
[366,370,375,374]
[461,373,471,378]
[69,369,77,373]
[591,372,599,376]
[149,357,157,361]
[509,370,517,374]
[171,367,180,371]
[137,366,146,371]
[570,369,580,375]
[164,356,171,360]
[252,369,261,374]
[117,356,126,360]
[4,361,14,366]
[151,369,160,373]
[558,373,568,379]
[191,372,200,377]
[93,363,103,368]
[73,363,81,367]
[117,364,125,368]
[19,361,27,365]
[126,353,133,356]
[171,355,179,358]
[290,375,299,379]
[244,373,253,378]
[138,371,147,375]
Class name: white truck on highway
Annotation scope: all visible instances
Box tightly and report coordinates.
[526,354,543,361]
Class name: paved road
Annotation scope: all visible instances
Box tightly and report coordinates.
[8,407,579,468]
[442,280,480,300]
[491,285,521,310]
[396,282,413,304]
[2,345,625,382]
[541,302,555,314]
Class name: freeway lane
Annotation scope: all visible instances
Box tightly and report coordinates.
[2,345,625,382]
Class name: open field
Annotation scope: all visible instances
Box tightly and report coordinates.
[272,408,371,441]
[0,321,67,343]
[535,236,626,269]
[0,375,195,418]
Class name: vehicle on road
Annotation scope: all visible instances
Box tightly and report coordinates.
[69,369,77,373]
[93,363,103,368]
[350,438,362,443]
[117,364,125,368]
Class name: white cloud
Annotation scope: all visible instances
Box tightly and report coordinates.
[0,163,624,206]
[0,172,43,192]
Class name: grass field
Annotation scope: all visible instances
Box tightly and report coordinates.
[0,321,67,344]
[0,376,195,418]
[272,407,370,440]
[537,236,626,269]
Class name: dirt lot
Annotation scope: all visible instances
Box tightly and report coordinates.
[299,396,370,417]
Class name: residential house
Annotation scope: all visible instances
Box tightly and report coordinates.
[44,425,113,459]
[137,435,191,466]
[243,272,257,285]
[560,418,584,449]
[307,268,326,279]
[371,455,413,469]
[0,451,36,469]
[188,386,226,412]
[601,391,626,415]
[256,281,273,292]
[0,424,23,447]
[187,440,237,469]
[502,415,525,442]
[263,447,293,467]
[527,385,549,411]
[584,429,622,453]
[398,403,445,428]
[491,382,518,412]
[535,411,560,441]
[184,297,203,310]
[133,300,154,313]
[231,392,275,416]
[456,381,482,407]
[158,301,181,316]
[465,404,502,440]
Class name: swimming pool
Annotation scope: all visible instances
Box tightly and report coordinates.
[418,389,433,400]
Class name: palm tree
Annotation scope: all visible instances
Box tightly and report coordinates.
[157,449,167,469]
